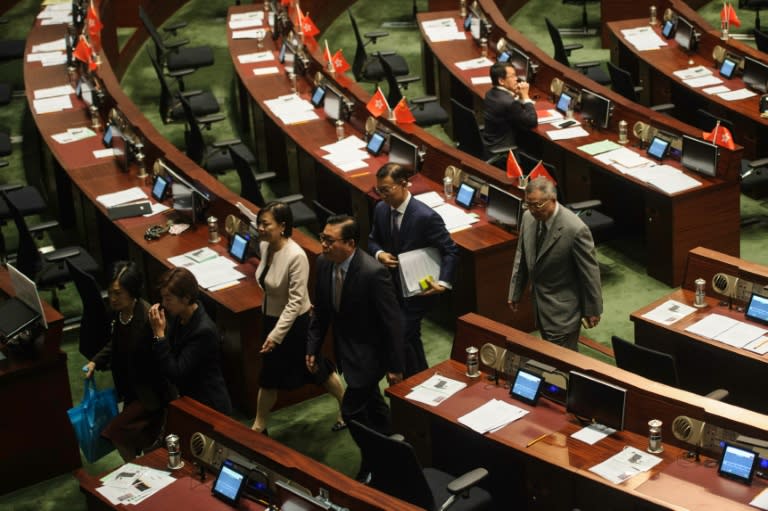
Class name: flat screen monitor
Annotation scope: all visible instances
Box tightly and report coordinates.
[745,293,768,325]
[160,160,211,224]
[566,370,627,431]
[681,134,718,177]
[111,126,129,173]
[486,183,522,231]
[719,57,738,79]
[470,15,481,41]
[580,88,611,129]
[310,85,325,108]
[508,47,530,82]
[555,91,574,115]
[275,480,331,511]
[742,55,768,93]
[388,132,418,170]
[77,76,94,106]
[718,443,759,484]
[463,13,472,31]
[674,16,697,52]
[212,459,247,506]
[323,85,342,122]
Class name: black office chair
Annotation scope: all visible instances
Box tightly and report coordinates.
[560,0,600,35]
[228,144,318,230]
[740,0,768,31]
[348,420,492,511]
[693,109,768,200]
[66,259,109,360]
[348,9,409,84]
[611,336,729,401]
[754,27,768,52]
[450,98,511,165]
[0,184,48,261]
[146,48,220,124]
[0,18,24,62]
[139,6,214,74]
[606,62,674,113]
[545,18,610,86]
[311,199,337,227]
[377,54,448,128]
[177,93,254,175]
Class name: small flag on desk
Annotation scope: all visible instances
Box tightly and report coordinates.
[506,150,523,181]
[367,87,389,117]
[529,161,556,184]
[331,49,350,74]
[703,121,736,150]
[86,0,103,51]
[393,97,416,124]
[73,35,97,71]
[720,2,741,28]
[298,9,320,38]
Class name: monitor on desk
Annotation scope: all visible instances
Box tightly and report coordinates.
[508,47,531,82]
[486,183,522,231]
[566,370,626,431]
[580,88,611,129]
[0,263,47,340]
[745,293,768,325]
[162,161,212,224]
[323,85,343,122]
[467,6,489,43]
[674,16,697,52]
[681,134,718,177]
[388,132,419,170]
[742,56,768,93]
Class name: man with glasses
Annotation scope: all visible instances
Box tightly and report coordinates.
[483,62,538,153]
[368,162,459,377]
[507,177,602,351]
[307,215,404,460]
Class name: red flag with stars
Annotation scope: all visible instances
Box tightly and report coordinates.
[393,97,416,124]
[330,49,350,74]
[528,161,556,184]
[300,10,320,38]
[366,87,389,117]
[87,1,103,51]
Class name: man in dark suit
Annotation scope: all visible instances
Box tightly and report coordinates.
[508,177,602,350]
[307,214,404,438]
[368,163,459,377]
[482,62,538,153]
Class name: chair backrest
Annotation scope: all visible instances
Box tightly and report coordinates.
[66,259,109,359]
[347,9,368,81]
[229,145,267,207]
[516,150,564,193]
[3,192,43,280]
[611,335,679,387]
[755,28,768,52]
[450,98,485,159]
[311,200,336,227]
[348,420,435,510]
[545,18,570,67]
[694,109,736,139]
[607,62,638,102]
[377,54,402,106]
[146,48,174,123]
[138,6,166,61]
[177,93,205,164]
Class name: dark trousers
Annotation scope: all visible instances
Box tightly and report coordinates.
[341,382,391,436]
[540,327,580,351]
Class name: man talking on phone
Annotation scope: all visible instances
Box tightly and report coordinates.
[482,62,538,154]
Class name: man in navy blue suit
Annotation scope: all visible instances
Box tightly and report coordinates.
[368,163,459,377]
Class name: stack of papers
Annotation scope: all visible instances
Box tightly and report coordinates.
[546,126,589,140]
[621,26,667,51]
[422,18,466,42]
[33,94,73,114]
[641,299,697,325]
[455,57,494,71]
[594,147,652,170]
[37,3,71,26]
[233,28,267,39]
[96,463,176,506]
[320,135,370,172]
[264,94,319,125]
[51,126,96,144]
[229,10,264,29]
[237,51,274,64]
[458,399,529,434]
[406,373,466,406]
[26,51,67,67]
[413,192,478,231]
[168,249,247,290]
[32,38,66,54]
[672,65,712,81]
[398,247,441,298]
[589,446,662,484]
[578,140,622,156]
[96,187,168,216]
[537,109,564,124]
[593,157,702,195]
[718,88,756,101]
[685,313,768,349]
[683,75,722,88]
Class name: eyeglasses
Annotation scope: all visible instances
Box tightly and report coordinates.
[319,234,347,245]
[523,199,551,211]
[374,183,400,195]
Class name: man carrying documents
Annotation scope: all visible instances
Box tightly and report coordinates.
[368,163,459,377]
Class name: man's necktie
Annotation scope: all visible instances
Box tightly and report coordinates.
[536,221,547,257]
[391,209,400,249]
[334,265,343,311]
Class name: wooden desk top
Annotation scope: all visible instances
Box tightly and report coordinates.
[388,359,768,510]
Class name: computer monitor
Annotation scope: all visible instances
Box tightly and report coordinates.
[681,134,718,177]
[111,126,130,173]
[674,16,697,52]
[323,85,343,122]
[742,55,768,93]
[468,6,488,43]
[508,47,531,82]
[159,160,212,223]
[566,370,627,431]
[580,88,611,129]
[275,480,331,511]
[7,263,47,330]
[388,132,419,170]
[486,183,522,231]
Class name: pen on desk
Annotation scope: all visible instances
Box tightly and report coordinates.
[348,172,369,178]
[526,433,549,448]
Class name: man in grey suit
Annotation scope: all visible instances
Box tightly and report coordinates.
[507,177,602,350]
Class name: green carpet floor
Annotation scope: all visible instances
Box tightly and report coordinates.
[2,0,768,509]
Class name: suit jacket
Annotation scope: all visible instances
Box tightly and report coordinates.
[153,301,232,414]
[508,205,602,335]
[482,87,538,152]
[307,250,404,388]
[367,196,459,307]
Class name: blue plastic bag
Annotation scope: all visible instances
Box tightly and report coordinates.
[67,378,118,462]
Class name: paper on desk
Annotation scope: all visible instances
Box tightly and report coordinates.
[167,255,246,289]
[713,321,768,348]
[743,336,768,355]
[229,18,264,30]
[641,299,697,325]
[96,187,149,208]
[546,126,589,140]
[320,135,367,153]
[414,191,445,208]
[34,84,74,100]
[230,11,264,22]
[98,463,176,506]
[589,446,663,484]
[51,127,96,144]
[470,76,493,85]
[704,85,730,95]
[433,202,479,231]
[26,50,64,63]
[145,202,170,216]
[458,399,529,434]
[406,373,467,406]
[423,19,466,42]
[571,423,615,445]
[398,247,441,297]
[621,26,667,51]
[578,139,622,156]
[232,28,267,39]
[537,109,564,124]
[455,57,494,70]
[32,38,66,53]
[238,51,274,64]
[33,94,72,114]
[718,88,757,101]
[750,487,768,510]
[642,165,702,194]
[685,313,740,339]
[93,148,119,159]
[673,65,712,80]
[683,75,723,88]
[253,66,280,76]
[595,147,651,169]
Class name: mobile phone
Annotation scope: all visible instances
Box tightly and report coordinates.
[558,120,577,128]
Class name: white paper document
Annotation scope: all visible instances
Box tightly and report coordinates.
[641,299,697,325]
[685,313,740,339]
[546,126,589,140]
[750,487,768,510]
[34,84,74,100]
[621,26,667,51]
[455,57,494,71]
[97,463,176,506]
[571,423,616,445]
[704,85,730,95]
[253,66,280,76]
[264,94,319,125]
[32,38,66,53]
[422,18,466,42]
[595,147,651,169]
[743,336,768,355]
[228,15,264,30]
[458,399,529,434]
[232,28,267,40]
[589,446,663,484]
[96,187,149,208]
[470,76,493,85]
[718,88,757,101]
[414,191,445,209]
[51,126,96,144]
[640,164,702,195]
[683,75,723,88]
[432,203,479,231]
[398,247,441,297]
[537,109,564,124]
[238,51,274,64]
[33,95,73,114]
[673,65,712,80]
[167,254,246,289]
[93,148,119,159]
[713,322,768,348]
[406,373,467,406]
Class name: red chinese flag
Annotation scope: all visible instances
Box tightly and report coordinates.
[703,123,736,150]
[366,87,389,117]
[331,49,350,74]
[301,12,320,38]
[87,1,103,51]
[529,161,556,184]
[281,0,291,6]
[506,150,523,180]
[720,2,741,28]
[393,97,416,124]
[73,36,92,65]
